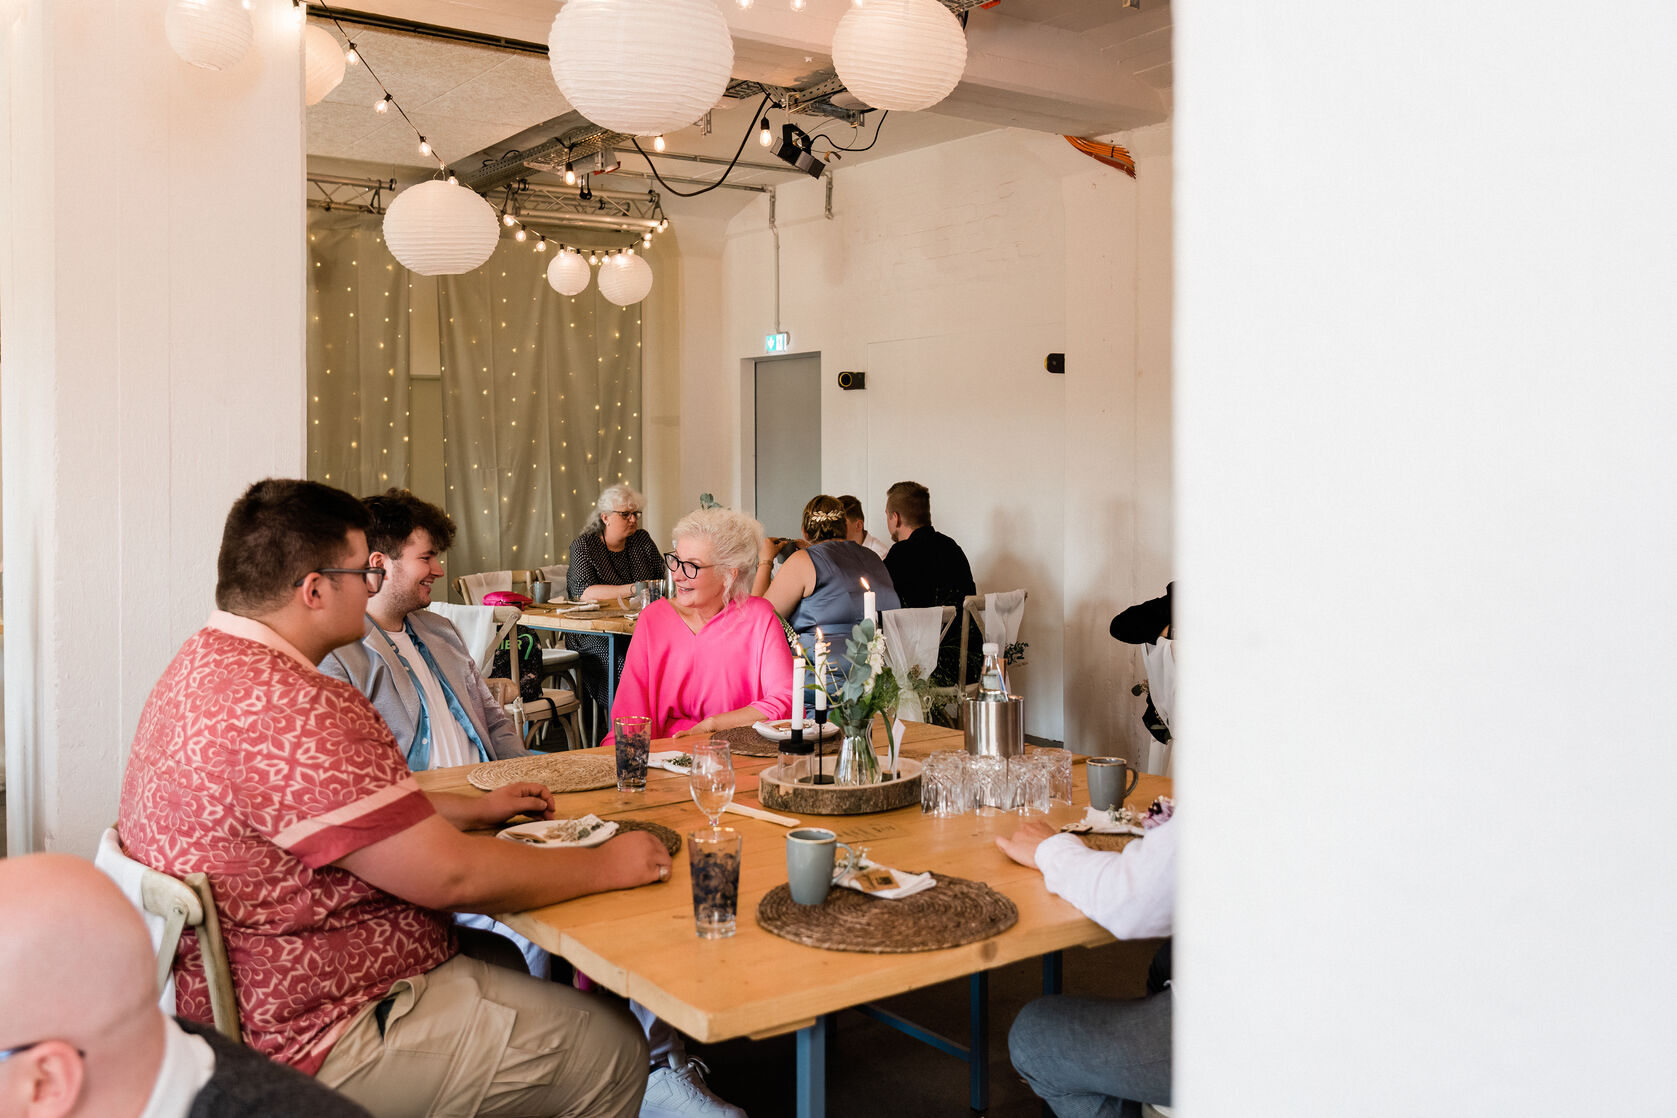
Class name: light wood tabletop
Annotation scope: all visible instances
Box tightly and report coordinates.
[515,602,638,635]
[417,725,1170,1047]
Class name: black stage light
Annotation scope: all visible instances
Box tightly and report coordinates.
[772,122,826,180]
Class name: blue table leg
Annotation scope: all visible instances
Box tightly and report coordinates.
[604,632,619,715]
[796,1015,828,1118]
[969,972,990,1111]
[1042,950,1063,995]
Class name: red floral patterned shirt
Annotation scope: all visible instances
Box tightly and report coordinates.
[119,618,455,1074]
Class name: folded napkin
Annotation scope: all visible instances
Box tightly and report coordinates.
[833,858,937,900]
[1061,806,1148,836]
[649,750,692,773]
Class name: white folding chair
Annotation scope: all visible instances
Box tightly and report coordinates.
[95,828,241,1042]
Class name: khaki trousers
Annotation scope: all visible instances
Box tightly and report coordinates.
[316,953,649,1118]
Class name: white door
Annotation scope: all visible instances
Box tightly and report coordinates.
[753,354,821,538]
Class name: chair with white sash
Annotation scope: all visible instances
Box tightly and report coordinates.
[94,828,241,1042]
[880,605,957,722]
[955,590,1029,694]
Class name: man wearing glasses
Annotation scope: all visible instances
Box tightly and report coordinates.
[119,479,667,1117]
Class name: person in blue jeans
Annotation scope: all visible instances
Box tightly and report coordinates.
[997,815,1178,1117]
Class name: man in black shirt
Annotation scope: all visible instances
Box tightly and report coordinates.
[882,480,976,609]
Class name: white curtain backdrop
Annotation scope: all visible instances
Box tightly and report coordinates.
[306,209,412,493]
[437,240,643,575]
[307,209,644,576]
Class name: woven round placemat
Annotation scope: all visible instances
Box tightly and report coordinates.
[710,725,783,758]
[756,873,1018,953]
[612,819,682,856]
[467,752,616,793]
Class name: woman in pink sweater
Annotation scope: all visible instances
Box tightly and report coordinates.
[605,506,794,744]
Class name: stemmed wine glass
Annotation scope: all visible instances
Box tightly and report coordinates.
[689,737,736,829]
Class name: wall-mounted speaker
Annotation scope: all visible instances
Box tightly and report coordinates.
[838,370,866,390]
[1045,353,1066,375]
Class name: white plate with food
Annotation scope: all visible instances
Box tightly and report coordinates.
[497,815,619,848]
[650,751,694,774]
[752,719,841,742]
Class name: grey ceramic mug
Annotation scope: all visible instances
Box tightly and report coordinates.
[530,580,551,604]
[785,827,854,905]
[1086,757,1141,811]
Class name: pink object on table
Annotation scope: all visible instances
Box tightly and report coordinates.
[603,596,794,746]
[480,591,532,607]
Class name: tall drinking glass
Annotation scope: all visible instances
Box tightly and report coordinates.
[1026,745,1075,805]
[614,715,651,792]
[689,737,736,828]
[689,827,742,939]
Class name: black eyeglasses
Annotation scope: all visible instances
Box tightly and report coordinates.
[609,509,642,520]
[664,552,715,579]
[293,567,386,594]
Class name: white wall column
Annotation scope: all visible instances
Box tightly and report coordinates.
[2,0,308,855]
[1178,3,1677,1111]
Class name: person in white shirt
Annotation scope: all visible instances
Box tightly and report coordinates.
[0,854,368,1118]
[997,814,1177,1117]
[837,494,891,560]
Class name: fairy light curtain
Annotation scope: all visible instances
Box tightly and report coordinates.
[437,238,643,575]
[306,209,412,493]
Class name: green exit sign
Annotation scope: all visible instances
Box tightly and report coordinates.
[765,332,791,353]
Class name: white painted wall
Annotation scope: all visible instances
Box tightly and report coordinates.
[1177,4,1677,1112]
[694,128,1173,750]
[2,0,307,854]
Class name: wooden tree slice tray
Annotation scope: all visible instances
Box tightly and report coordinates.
[612,819,682,856]
[1079,833,1140,853]
[756,873,1018,953]
[758,758,921,816]
[467,752,616,793]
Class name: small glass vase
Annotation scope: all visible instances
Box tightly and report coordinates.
[834,718,882,785]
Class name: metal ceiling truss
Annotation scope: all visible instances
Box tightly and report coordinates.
[305,174,664,236]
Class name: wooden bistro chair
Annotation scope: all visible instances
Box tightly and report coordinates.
[486,605,585,751]
[94,828,241,1042]
[454,569,516,605]
[526,566,584,695]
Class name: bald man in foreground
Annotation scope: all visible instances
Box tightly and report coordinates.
[0,854,368,1118]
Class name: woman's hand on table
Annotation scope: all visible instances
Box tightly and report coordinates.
[995,819,1059,870]
[599,829,673,887]
[479,782,556,826]
[674,717,723,737]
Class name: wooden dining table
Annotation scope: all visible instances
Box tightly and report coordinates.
[417,723,1172,1118]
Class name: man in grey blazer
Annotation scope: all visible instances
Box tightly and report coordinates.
[320,489,527,766]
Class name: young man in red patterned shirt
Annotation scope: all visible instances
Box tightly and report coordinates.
[119,479,670,1118]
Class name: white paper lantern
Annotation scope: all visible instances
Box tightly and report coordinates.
[303,24,347,106]
[164,0,253,72]
[548,0,733,137]
[382,181,501,277]
[547,250,592,297]
[596,253,653,306]
[831,0,967,112]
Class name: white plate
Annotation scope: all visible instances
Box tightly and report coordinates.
[497,816,618,848]
[752,719,841,742]
[650,751,694,773]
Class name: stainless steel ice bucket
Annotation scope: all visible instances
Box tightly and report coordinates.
[961,695,1025,758]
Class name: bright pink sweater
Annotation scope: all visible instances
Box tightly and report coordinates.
[604,596,795,744]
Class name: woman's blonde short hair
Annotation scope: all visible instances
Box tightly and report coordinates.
[670,507,764,604]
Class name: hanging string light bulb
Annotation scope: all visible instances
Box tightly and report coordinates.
[374,93,391,113]
[759,116,773,147]
[564,162,576,186]
[344,41,359,65]
[652,134,666,152]
[418,137,431,156]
